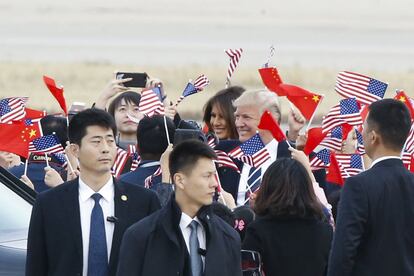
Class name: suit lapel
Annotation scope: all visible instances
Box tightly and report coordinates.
[61,179,83,264]
[109,180,129,268]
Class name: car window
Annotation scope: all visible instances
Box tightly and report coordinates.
[0,181,32,233]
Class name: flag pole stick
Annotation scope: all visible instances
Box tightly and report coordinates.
[45,153,49,167]
[306,95,325,131]
[163,116,171,145]
[64,154,75,174]
[24,153,30,176]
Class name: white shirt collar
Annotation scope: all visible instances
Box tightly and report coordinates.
[179,212,202,229]
[78,176,114,203]
[370,156,401,168]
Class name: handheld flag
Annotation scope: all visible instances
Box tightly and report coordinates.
[176,75,210,106]
[303,127,327,155]
[258,67,287,96]
[322,98,363,133]
[258,110,286,142]
[43,76,68,115]
[225,48,243,87]
[0,97,28,123]
[326,153,345,186]
[281,84,323,121]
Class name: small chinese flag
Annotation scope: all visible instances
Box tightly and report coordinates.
[25,108,46,119]
[0,122,42,158]
[258,110,286,142]
[43,75,68,115]
[394,90,414,120]
[303,127,327,155]
[326,152,344,187]
[281,84,323,120]
[258,67,288,96]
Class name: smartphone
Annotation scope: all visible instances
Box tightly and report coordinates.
[116,72,148,88]
[173,129,207,147]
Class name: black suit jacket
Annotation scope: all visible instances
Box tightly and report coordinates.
[327,159,414,276]
[117,197,242,276]
[26,178,161,276]
[215,139,291,201]
[243,215,333,276]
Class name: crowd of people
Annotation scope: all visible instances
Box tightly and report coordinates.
[0,71,414,276]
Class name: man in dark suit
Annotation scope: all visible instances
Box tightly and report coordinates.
[328,99,414,276]
[26,109,161,276]
[119,115,175,189]
[117,140,242,276]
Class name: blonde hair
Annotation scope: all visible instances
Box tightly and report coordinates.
[233,90,281,123]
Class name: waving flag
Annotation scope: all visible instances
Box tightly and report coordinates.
[303,127,327,155]
[322,98,363,133]
[176,75,210,106]
[0,97,28,123]
[258,67,287,96]
[310,148,331,170]
[394,90,414,120]
[355,129,366,155]
[335,71,387,105]
[320,124,354,152]
[228,133,270,168]
[144,166,162,189]
[282,84,323,120]
[139,89,164,117]
[258,110,286,142]
[43,76,68,115]
[326,153,345,187]
[28,134,64,154]
[0,120,41,158]
[404,124,414,154]
[111,147,129,178]
[214,150,240,173]
[336,153,364,178]
[225,48,243,86]
[25,108,46,119]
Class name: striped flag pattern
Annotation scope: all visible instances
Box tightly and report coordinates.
[214,150,240,173]
[320,125,353,152]
[225,48,243,86]
[0,97,28,123]
[128,144,141,171]
[144,166,162,189]
[176,75,210,106]
[404,124,414,154]
[228,133,270,168]
[336,153,364,178]
[28,134,64,154]
[355,129,366,155]
[111,147,129,178]
[322,98,363,133]
[310,148,331,170]
[335,71,388,105]
[139,89,165,117]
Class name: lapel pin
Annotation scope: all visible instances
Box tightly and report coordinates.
[121,195,128,201]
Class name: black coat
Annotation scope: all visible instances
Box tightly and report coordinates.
[328,159,414,276]
[117,197,243,276]
[242,215,333,276]
[26,178,161,276]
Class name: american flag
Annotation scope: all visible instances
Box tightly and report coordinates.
[111,147,129,177]
[176,75,210,106]
[28,134,64,154]
[207,136,217,149]
[0,97,28,123]
[335,71,388,105]
[402,151,413,169]
[404,124,414,154]
[225,48,243,86]
[355,129,366,155]
[228,133,270,168]
[310,148,331,170]
[322,98,363,133]
[139,89,164,117]
[214,150,240,173]
[320,125,350,152]
[128,144,141,171]
[336,153,364,178]
[144,166,162,189]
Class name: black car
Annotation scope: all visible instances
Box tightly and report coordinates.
[0,166,36,275]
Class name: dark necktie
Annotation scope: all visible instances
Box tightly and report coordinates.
[245,167,262,201]
[189,220,202,276]
[88,193,108,276]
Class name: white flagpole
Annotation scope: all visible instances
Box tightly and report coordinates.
[163,116,171,145]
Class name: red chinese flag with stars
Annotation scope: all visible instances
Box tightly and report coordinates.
[326,152,345,187]
[281,84,323,120]
[258,67,288,96]
[394,90,414,120]
[258,110,286,142]
[303,127,327,155]
[0,121,42,158]
[43,75,68,115]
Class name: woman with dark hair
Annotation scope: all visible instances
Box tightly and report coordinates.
[242,157,333,276]
[203,86,245,140]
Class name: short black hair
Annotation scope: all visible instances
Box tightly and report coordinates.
[137,115,175,156]
[169,140,217,179]
[107,91,141,118]
[367,99,411,151]
[40,115,68,148]
[69,108,117,146]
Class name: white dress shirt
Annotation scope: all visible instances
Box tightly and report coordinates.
[370,155,401,168]
[79,177,115,276]
[236,139,279,205]
[179,212,206,267]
